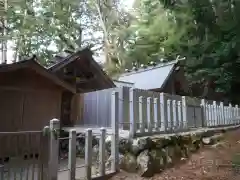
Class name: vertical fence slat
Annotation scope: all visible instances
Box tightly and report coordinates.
[139,96,145,134]
[153,97,160,132]
[68,129,76,180]
[201,99,206,127]
[208,104,211,127]
[147,97,153,133]
[234,105,237,125]
[111,91,119,172]
[213,101,217,126]
[129,88,136,138]
[182,96,187,129]
[177,101,183,130]
[167,99,172,131]
[172,100,178,130]
[160,93,167,131]
[85,129,92,180]
[229,103,233,124]
[220,102,224,125]
[49,119,60,180]
[99,128,106,176]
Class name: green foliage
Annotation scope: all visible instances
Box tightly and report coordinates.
[5,0,105,64]
[106,0,240,102]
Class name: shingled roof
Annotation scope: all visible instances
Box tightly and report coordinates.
[48,48,115,93]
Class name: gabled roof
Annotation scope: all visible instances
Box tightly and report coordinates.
[0,56,76,93]
[118,60,179,90]
[48,48,115,92]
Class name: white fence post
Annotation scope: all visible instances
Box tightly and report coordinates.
[217,105,220,125]
[147,97,153,133]
[99,128,106,176]
[224,106,227,125]
[139,96,145,134]
[208,104,212,127]
[220,102,224,126]
[167,99,172,131]
[213,101,217,126]
[234,105,238,125]
[182,96,187,129]
[68,129,76,180]
[236,105,239,124]
[201,99,206,127]
[129,88,136,138]
[49,119,60,180]
[229,103,232,124]
[153,97,160,132]
[206,104,210,126]
[177,101,183,130]
[85,129,92,180]
[160,93,167,131]
[172,100,178,130]
[211,104,214,126]
[111,91,119,172]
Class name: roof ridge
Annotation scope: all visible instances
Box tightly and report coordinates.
[120,59,178,77]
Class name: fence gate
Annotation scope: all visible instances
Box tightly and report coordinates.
[0,130,49,180]
[186,97,204,128]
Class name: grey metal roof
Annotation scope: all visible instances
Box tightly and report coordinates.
[118,60,178,90]
[113,80,135,88]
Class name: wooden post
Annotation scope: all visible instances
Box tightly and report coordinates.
[160,93,167,131]
[213,101,217,126]
[111,91,119,172]
[167,99,172,131]
[177,101,183,130]
[99,128,106,176]
[220,102,224,125]
[85,129,92,180]
[201,99,206,127]
[208,104,212,127]
[205,103,209,126]
[210,105,214,127]
[49,119,60,180]
[129,88,136,138]
[236,105,240,124]
[147,97,153,133]
[172,100,178,130]
[139,96,145,134]
[229,103,232,124]
[217,105,220,126]
[182,96,187,129]
[234,105,238,125]
[68,129,76,180]
[153,97,160,132]
[224,106,227,125]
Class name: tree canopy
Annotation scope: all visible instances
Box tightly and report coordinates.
[2,0,240,102]
[105,0,240,102]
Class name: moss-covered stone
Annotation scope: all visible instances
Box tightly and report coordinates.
[150,149,167,172]
[152,136,171,148]
[119,153,138,173]
[137,150,154,177]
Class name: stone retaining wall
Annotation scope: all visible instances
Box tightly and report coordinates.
[60,125,240,177]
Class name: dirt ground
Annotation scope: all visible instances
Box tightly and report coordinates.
[110,128,240,180]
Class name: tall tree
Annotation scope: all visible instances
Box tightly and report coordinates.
[6,0,104,65]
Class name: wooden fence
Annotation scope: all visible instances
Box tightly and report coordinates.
[81,87,240,137]
[49,92,119,180]
[0,130,49,180]
[127,88,240,137]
